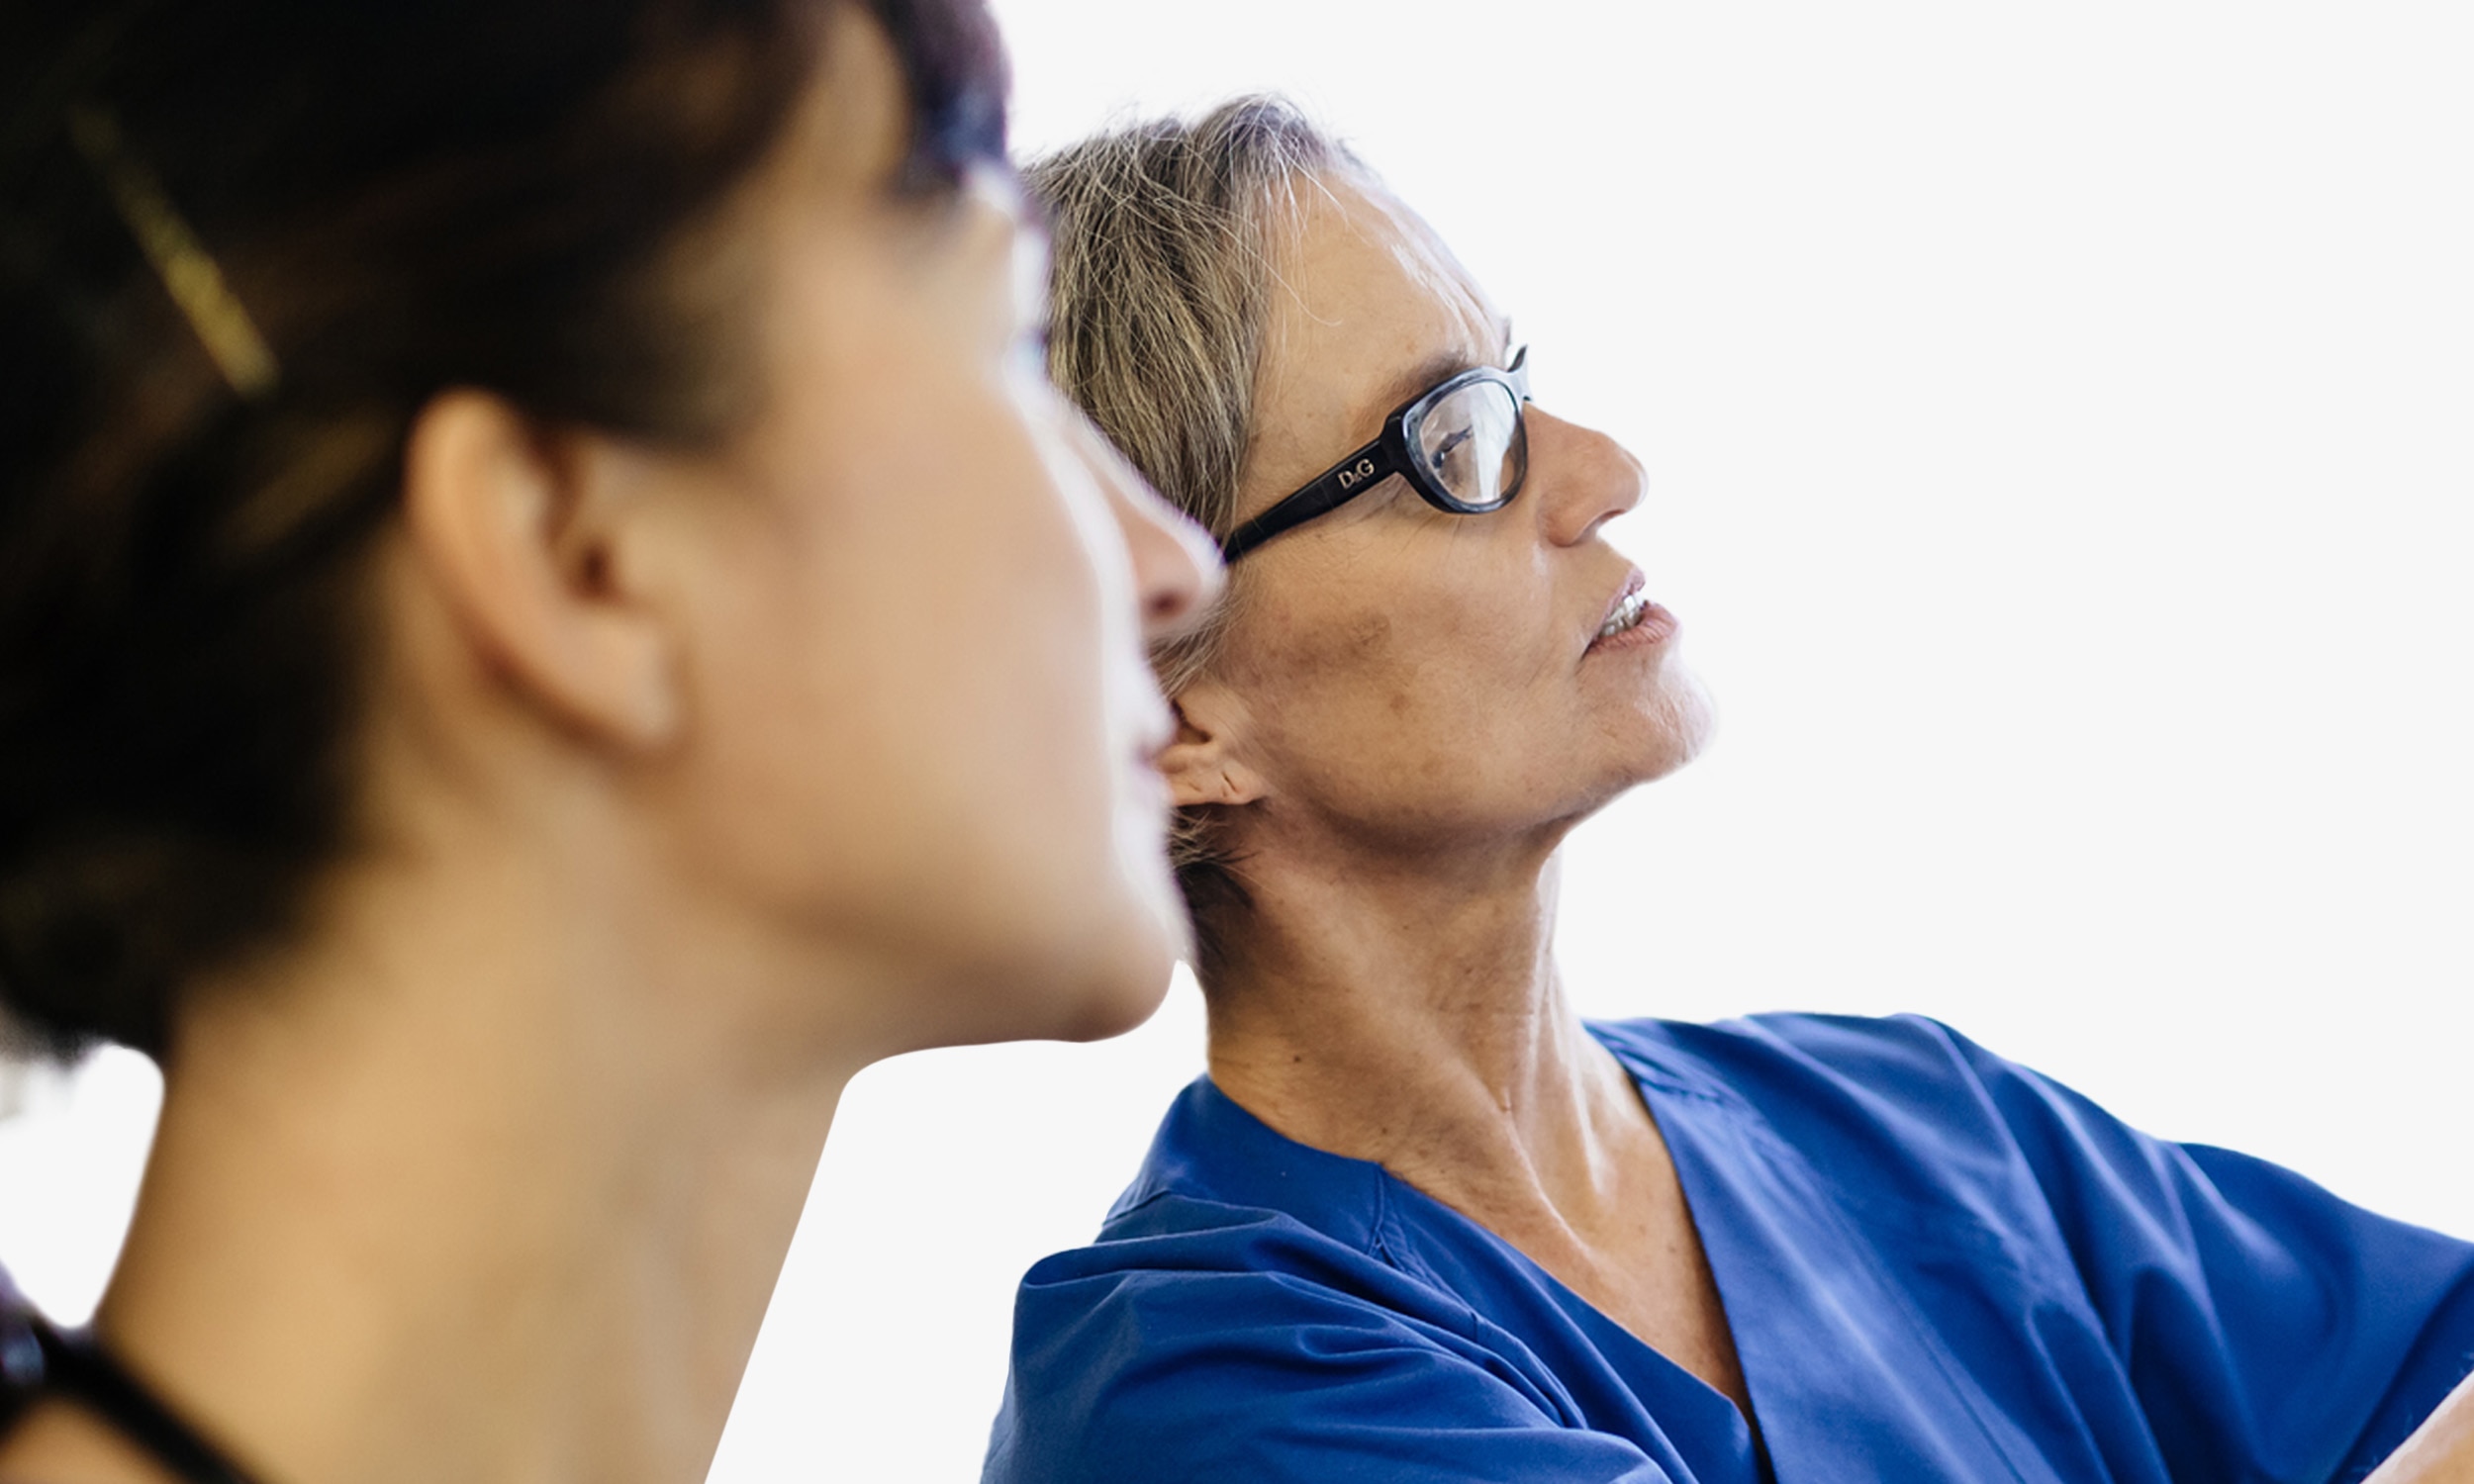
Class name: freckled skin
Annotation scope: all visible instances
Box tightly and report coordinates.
[1168,173,1749,1420]
[1194,175,1710,863]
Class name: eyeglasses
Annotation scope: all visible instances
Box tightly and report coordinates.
[1221,347,1532,563]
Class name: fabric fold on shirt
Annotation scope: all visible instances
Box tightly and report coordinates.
[985,1013,2474,1484]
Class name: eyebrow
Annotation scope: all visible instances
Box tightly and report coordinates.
[1367,317,1519,416]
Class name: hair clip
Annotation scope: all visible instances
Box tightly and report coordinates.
[66,105,279,401]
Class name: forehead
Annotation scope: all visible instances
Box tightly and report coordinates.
[1257,174,1505,437]
[729,10,1015,353]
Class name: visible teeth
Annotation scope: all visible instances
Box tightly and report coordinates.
[1598,590,1651,639]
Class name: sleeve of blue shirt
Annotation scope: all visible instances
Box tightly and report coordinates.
[1937,1024,2474,1484]
[982,1204,1675,1484]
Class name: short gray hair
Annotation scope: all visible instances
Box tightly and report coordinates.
[1023,96,1354,973]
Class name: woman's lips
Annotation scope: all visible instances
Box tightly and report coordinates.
[1585,596,1679,656]
[1583,584,1682,658]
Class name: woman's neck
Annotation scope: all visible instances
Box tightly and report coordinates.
[1202,827,1754,1417]
[1204,835,1645,1233]
[0,811,868,1484]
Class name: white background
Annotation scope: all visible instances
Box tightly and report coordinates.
[4,3,2469,1481]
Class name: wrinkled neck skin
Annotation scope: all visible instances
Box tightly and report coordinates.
[1204,812,1656,1239]
[1201,810,1762,1421]
[0,761,894,1484]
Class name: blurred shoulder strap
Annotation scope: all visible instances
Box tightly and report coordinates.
[1,1280,269,1484]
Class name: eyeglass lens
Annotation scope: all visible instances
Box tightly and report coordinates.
[1411,381,1526,509]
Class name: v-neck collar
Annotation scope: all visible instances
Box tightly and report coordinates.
[1589,1019,2037,1484]
[1138,1019,2043,1484]
[1157,1053,1770,1482]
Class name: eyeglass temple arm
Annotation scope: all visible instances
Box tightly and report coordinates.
[1219,436,1392,562]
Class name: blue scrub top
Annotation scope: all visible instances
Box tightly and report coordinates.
[984,1014,2474,1483]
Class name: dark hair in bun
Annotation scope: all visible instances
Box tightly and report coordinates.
[0,0,1007,1058]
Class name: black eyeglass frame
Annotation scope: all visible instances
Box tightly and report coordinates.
[1220,347,1532,562]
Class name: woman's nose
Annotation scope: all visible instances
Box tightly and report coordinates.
[1529,408,1646,547]
[1069,410,1224,638]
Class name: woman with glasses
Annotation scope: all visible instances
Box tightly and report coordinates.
[981,97,2474,1484]
[0,1,1215,1480]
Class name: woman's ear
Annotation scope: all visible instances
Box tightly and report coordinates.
[1158,684,1266,808]
[401,391,682,750]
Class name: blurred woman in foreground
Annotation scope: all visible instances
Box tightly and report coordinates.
[983,98,2474,1483]
[0,2,1211,1481]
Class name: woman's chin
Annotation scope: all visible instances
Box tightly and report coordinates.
[996,921,1181,1046]
[1052,959,1179,1043]
[1051,871,1189,1043]
[975,861,1188,1047]
[893,926,1175,1053]
[1568,695,1717,823]
[1632,667,1718,780]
